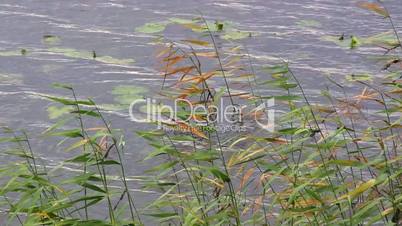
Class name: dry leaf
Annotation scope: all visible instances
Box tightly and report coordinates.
[358,2,389,17]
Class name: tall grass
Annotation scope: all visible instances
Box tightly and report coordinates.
[0,2,401,225]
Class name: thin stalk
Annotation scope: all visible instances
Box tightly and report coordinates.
[70,88,115,224]
[95,105,143,224]
[287,67,348,222]
[199,14,235,106]
[165,134,209,225]
[70,88,89,220]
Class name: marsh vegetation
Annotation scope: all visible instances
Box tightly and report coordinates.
[0,1,401,226]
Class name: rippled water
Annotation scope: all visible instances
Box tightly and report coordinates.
[0,0,401,211]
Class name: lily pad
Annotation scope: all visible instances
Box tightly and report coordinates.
[321,35,357,48]
[96,56,135,66]
[322,31,397,49]
[0,49,28,57]
[48,47,135,66]
[296,19,321,28]
[135,22,168,34]
[48,47,94,59]
[98,104,127,111]
[169,17,195,24]
[186,20,234,33]
[222,31,251,40]
[0,73,22,85]
[42,35,61,45]
[206,20,234,32]
[111,85,148,105]
[346,74,372,82]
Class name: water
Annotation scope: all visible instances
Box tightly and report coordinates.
[0,0,401,213]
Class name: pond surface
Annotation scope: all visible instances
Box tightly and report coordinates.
[0,0,401,212]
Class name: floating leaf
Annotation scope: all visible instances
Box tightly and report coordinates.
[96,55,135,65]
[321,35,352,48]
[48,47,134,66]
[346,74,372,82]
[42,35,61,45]
[206,20,234,32]
[111,85,147,96]
[0,73,22,85]
[111,85,147,105]
[325,35,358,49]
[296,19,321,28]
[0,49,27,57]
[323,31,397,49]
[169,17,195,24]
[222,31,250,40]
[48,47,93,59]
[135,22,167,33]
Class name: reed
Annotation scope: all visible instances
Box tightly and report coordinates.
[0,2,401,225]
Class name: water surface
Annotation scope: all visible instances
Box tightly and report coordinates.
[0,0,401,212]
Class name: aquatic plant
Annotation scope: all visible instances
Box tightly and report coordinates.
[0,2,401,226]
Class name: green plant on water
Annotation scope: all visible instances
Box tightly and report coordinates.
[0,49,27,57]
[135,17,254,40]
[42,35,61,45]
[296,19,321,28]
[48,47,135,66]
[0,72,22,85]
[0,2,401,226]
[0,46,135,66]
